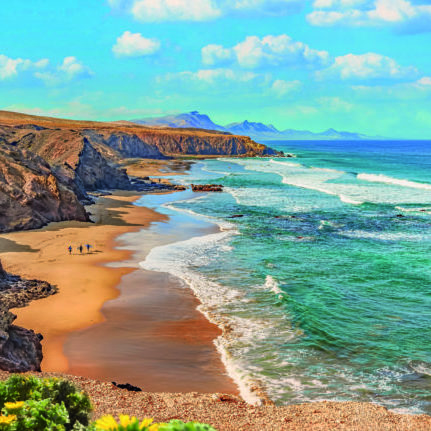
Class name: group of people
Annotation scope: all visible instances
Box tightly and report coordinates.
[68,244,92,255]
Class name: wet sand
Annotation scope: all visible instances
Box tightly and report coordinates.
[0,192,166,372]
[66,270,237,393]
[65,189,238,394]
[0,159,238,394]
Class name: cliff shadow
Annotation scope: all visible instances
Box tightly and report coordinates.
[0,237,38,254]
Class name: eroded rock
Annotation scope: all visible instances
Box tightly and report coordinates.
[0,261,57,372]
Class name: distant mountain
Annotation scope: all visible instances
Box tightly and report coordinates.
[134,111,226,132]
[226,120,279,136]
[133,111,384,141]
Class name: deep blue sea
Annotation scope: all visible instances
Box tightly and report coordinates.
[141,140,431,414]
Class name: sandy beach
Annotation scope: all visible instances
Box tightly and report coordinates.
[0,159,237,394]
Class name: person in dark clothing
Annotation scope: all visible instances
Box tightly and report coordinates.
[68,246,72,255]
[78,245,83,254]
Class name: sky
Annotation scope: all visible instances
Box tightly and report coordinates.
[1,0,431,138]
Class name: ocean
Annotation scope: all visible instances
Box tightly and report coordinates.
[138,140,431,414]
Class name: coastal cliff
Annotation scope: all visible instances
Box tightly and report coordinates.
[0,110,279,158]
[0,142,89,232]
[0,260,57,372]
[0,110,280,232]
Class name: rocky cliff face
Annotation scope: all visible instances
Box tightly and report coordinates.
[0,261,57,372]
[0,143,89,232]
[0,110,280,158]
[83,130,165,159]
[0,110,281,232]
[1,126,132,202]
[126,130,278,156]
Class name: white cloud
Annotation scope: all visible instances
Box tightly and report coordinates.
[417,76,431,86]
[109,0,303,21]
[0,54,48,80]
[113,31,161,57]
[318,53,418,80]
[319,96,354,111]
[167,68,262,84]
[352,76,431,101]
[270,79,302,96]
[228,0,303,15]
[131,0,221,22]
[202,35,330,69]
[307,0,431,32]
[202,45,233,66]
[35,57,92,85]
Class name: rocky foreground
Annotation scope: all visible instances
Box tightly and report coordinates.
[0,110,278,233]
[1,372,430,431]
[0,260,57,372]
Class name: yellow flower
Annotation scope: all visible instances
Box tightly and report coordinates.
[119,415,138,427]
[149,424,160,431]
[95,415,119,430]
[139,418,154,429]
[0,415,17,424]
[4,401,25,410]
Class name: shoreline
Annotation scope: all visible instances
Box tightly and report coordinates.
[2,371,431,431]
[0,192,166,372]
[0,159,238,395]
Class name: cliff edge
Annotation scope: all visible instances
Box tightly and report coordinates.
[0,260,57,372]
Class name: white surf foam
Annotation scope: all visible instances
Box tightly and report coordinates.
[140,224,272,404]
[263,275,284,295]
[358,173,431,190]
[338,230,431,242]
[269,159,303,168]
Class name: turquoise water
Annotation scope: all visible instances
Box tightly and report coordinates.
[142,141,431,414]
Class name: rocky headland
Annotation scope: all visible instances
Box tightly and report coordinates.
[0,260,57,372]
[0,110,279,233]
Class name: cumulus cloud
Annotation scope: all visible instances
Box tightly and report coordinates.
[227,0,303,16]
[131,0,221,22]
[307,0,431,33]
[202,45,233,66]
[113,31,160,57]
[164,68,262,84]
[318,96,354,111]
[108,0,303,21]
[318,53,418,80]
[0,54,48,80]
[202,35,330,69]
[35,57,93,85]
[270,79,302,96]
[417,76,431,86]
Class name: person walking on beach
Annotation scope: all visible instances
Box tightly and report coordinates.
[68,245,72,255]
[85,244,91,253]
[78,245,83,254]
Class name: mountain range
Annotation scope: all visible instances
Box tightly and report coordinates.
[134,111,384,141]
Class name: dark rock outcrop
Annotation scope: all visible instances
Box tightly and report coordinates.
[192,184,224,192]
[0,261,57,372]
[0,110,281,232]
[0,143,89,232]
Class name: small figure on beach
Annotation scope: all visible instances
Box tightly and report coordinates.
[78,245,83,254]
[86,244,92,253]
[68,245,72,255]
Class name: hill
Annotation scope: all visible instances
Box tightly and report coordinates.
[135,111,384,141]
[0,110,278,232]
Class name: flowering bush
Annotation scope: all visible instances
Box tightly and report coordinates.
[0,375,91,430]
[0,377,217,431]
[93,416,216,431]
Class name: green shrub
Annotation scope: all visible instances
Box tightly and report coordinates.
[0,375,92,430]
[93,416,217,431]
[158,420,217,431]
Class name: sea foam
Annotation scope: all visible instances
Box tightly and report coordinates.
[357,173,431,190]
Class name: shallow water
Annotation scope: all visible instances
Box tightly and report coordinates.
[140,140,431,414]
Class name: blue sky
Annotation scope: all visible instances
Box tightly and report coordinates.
[1,0,431,138]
